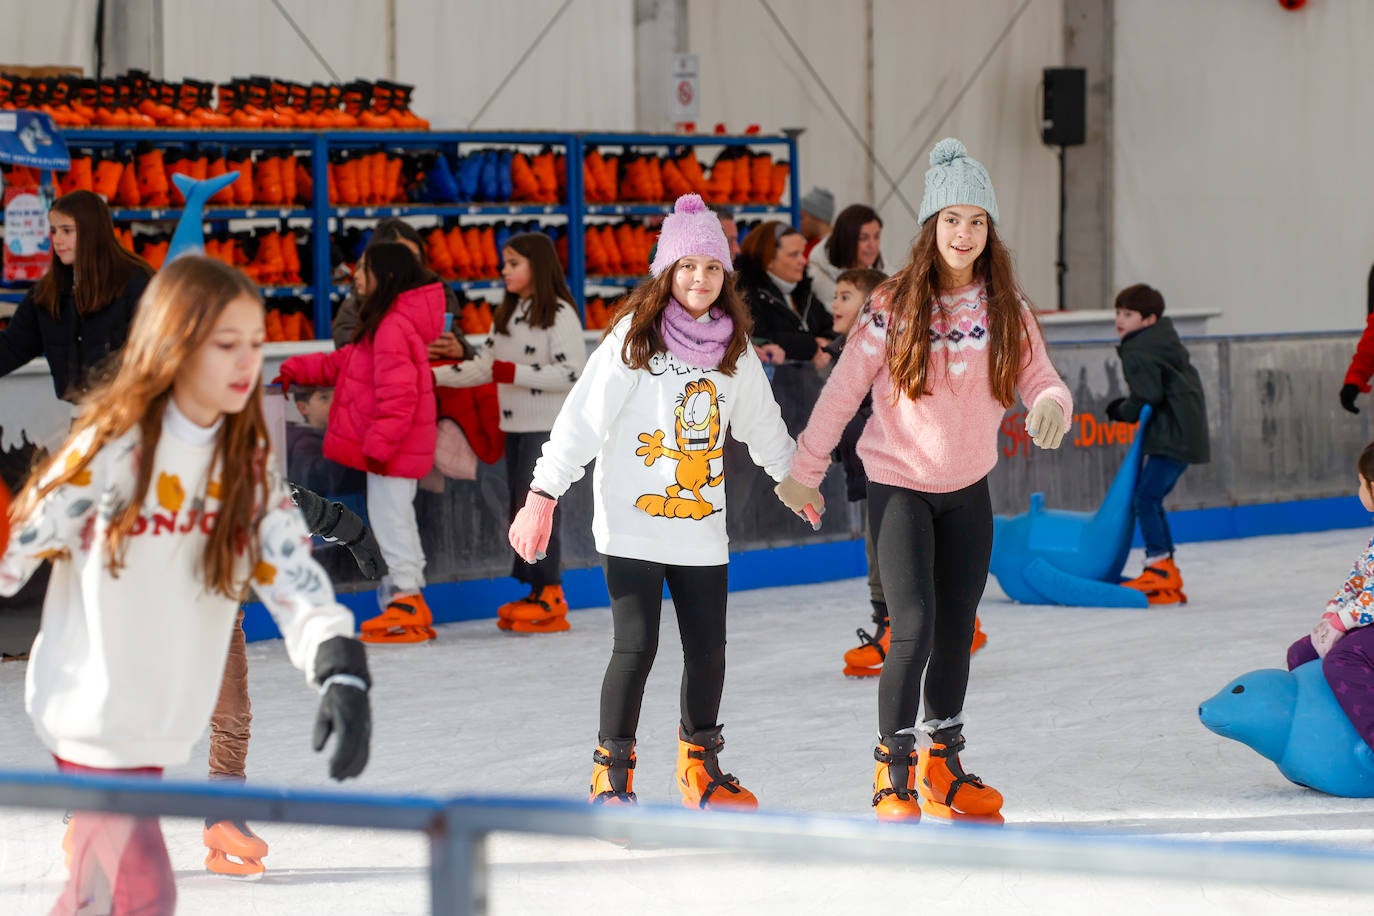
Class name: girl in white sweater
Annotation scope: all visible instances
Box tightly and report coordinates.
[509,195,795,809]
[0,256,370,914]
[436,232,586,631]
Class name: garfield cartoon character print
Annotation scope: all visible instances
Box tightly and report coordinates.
[634,378,724,520]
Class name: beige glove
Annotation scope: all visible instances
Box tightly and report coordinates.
[1025,398,1067,450]
[775,475,824,529]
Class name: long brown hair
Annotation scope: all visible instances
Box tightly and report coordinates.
[32,190,154,318]
[351,242,435,343]
[604,260,754,376]
[824,204,884,271]
[493,232,574,333]
[13,256,270,599]
[881,213,1036,408]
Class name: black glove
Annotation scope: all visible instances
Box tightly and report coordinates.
[311,636,372,781]
[1105,397,1127,422]
[290,483,387,579]
[1341,383,1361,415]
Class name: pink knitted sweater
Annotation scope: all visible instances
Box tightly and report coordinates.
[791,282,1072,494]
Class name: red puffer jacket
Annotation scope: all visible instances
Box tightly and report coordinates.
[281,283,445,479]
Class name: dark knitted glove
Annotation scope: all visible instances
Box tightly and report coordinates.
[312,636,372,781]
[289,484,387,579]
[1105,398,1127,422]
[1341,383,1361,415]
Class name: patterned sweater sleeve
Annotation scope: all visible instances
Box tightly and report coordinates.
[436,335,496,388]
[789,303,887,488]
[1323,535,1374,631]
[0,429,131,596]
[511,302,587,393]
[530,333,638,499]
[250,473,359,682]
[1016,306,1073,424]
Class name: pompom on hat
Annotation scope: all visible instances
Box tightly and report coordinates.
[649,194,733,277]
[917,138,999,225]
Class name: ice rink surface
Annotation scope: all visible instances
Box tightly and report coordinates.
[3,528,1374,914]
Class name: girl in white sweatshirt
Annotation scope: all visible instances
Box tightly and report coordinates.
[509,195,795,810]
[0,256,370,914]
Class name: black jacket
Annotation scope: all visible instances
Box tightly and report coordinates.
[735,262,833,361]
[0,271,151,401]
[1112,317,1210,464]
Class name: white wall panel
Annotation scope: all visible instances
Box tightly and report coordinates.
[0,0,99,74]
[1116,0,1374,334]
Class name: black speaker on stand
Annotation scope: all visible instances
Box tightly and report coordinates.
[1042,67,1086,311]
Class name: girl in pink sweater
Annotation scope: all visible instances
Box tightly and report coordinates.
[777,139,1072,824]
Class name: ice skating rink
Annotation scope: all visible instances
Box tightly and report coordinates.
[3,528,1374,914]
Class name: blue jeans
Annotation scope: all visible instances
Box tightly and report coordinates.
[1134,456,1188,558]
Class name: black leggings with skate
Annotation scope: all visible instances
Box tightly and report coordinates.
[870,479,992,737]
[598,555,729,741]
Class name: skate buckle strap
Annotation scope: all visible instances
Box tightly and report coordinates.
[592,749,636,769]
[873,786,916,805]
[927,735,966,758]
[941,772,987,807]
[854,627,887,661]
[698,773,745,807]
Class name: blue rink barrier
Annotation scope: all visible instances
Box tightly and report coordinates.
[2,771,1374,915]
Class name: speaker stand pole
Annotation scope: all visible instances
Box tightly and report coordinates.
[1056,144,1067,311]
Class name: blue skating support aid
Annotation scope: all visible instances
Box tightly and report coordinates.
[989,405,1152,606]
[1199,660,1374,797]
[167,172,241,262]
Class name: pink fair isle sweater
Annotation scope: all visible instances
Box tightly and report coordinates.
[791,282,1072,494]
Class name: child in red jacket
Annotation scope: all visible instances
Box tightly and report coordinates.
[278,242,445,643]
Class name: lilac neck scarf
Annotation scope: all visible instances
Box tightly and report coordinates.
[660,298,734,369]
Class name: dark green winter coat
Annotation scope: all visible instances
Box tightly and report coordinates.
[1113,317,1210,464]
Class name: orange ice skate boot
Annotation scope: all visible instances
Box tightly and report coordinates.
[361,591,437,644]
[589,738,638,806]
[872,735,922,822]
[843,603,889,678]
[916,725,1004,824]
[970,615,988,654]
[203,818,268,878]
[676,725,757,811]
[508,584,570,633]
[1123,556,1187,604]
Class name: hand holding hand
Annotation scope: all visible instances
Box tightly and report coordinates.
[1312,612,1346,658]
[509,490,556,563]
[491,360,517,384]
[774,475,824,530]
[311,636,371,781]
[1341,383,1361,415]
[428,331,466,361]
[756,343,786,365]
[1025,398,1068,450]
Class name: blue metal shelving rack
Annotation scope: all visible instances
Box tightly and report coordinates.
[1,128,801,337]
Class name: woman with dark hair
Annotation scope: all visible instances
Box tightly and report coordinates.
[735,220,834,369]
[436,232,586,631]
[0,190,153,401]
[807,203,884,310]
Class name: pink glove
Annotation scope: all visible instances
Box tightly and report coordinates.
[1312,612,1347,658]
[509,490,556,563]
[491,360,516,384]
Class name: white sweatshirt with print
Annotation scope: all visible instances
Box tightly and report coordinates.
[436,298,587,432]
[0,402,355,769]
[531,317,796,566]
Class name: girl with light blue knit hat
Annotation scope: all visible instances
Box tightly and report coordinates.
[776,138,1073,823]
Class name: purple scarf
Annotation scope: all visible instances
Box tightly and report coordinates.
[660,298,734,369]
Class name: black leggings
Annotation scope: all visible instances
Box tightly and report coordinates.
[506,430,561,588]
[869,479,993,737]
[598,555,729,741]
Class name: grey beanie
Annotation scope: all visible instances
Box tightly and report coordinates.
[917,138,999,225]
[799,186,835,223]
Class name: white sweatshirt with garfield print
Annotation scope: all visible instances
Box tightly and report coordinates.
[0,402,355,769]
[531,317,796,566]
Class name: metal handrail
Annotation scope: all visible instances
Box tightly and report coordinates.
[3,770,1374,914]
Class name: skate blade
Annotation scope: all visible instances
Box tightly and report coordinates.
[918,799,1005,825]
[842,665,882,678]
[205,849,266,879]
[360,626,436,644]
[509,616,570,634]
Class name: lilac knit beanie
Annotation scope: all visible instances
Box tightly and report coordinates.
[649,194,733,276]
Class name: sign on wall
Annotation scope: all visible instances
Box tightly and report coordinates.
[3,184,49,283]
[670,53,699,124]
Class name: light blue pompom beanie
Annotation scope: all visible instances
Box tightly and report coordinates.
[917,138,999,225]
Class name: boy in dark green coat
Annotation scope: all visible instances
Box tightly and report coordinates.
[1106,284,1211,603]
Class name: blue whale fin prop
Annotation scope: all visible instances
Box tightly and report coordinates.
[166,172,241,263]
[1200,661,1374,797]
[989,404,1152,607]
